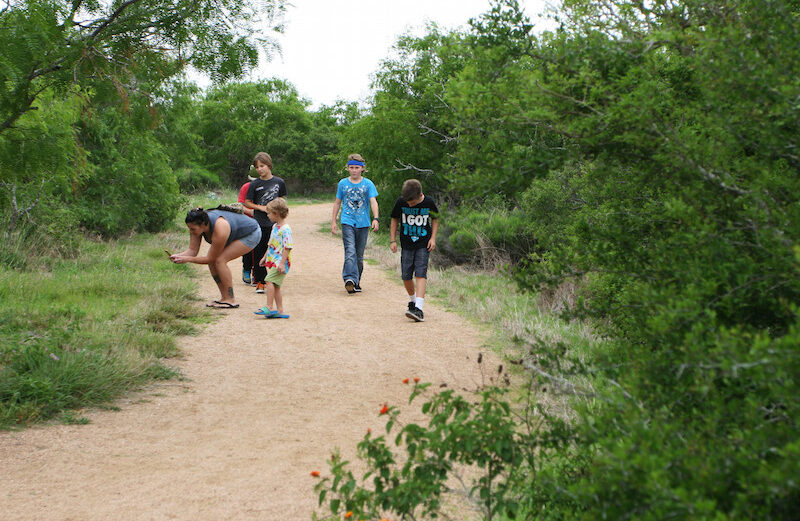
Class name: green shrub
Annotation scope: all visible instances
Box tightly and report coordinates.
[174,165,222,192]
[0,206,82,270]
[438,201,536,267]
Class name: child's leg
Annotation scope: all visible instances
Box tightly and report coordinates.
[400,249,416,303]
[341,224,358,283]
[415,277,427,299]
[414,248,430,310]
[266,282,276,310]
[273,284,283,313]
[354,227,369,282]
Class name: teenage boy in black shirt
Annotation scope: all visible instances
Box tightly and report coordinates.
[244,152,287,292]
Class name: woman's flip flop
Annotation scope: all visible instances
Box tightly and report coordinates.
[206,302,240,309]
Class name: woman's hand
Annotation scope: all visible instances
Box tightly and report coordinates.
[170,254,190,264]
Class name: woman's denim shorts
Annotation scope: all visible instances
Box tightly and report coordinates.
[238,227,262,250]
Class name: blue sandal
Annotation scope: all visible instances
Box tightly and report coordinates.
[254,306,277,317]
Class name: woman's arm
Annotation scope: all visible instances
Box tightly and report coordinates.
[174,231,202,258]
[173,219,230,264]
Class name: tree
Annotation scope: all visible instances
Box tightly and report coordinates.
[0,0,284,140]
[198,80,340,191]
[340,26,471,211]
[1,0,285,240]
[513,0,800,517]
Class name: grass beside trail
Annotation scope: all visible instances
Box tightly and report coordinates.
[0,233,205,428]
[0,194,230,429]
[0,189,328,429]
[364,231,598,391]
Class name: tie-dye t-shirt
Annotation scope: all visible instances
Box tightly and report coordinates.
[264,224,293,273]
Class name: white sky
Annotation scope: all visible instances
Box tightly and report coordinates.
[237,0,556,109]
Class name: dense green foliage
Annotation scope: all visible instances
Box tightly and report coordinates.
[315,0,800,519]
[197,80,343,190]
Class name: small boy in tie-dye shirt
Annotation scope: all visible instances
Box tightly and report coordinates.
[256,198,293,319]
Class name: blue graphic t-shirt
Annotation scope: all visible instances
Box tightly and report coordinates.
[390,195,439,250]
[336,177,378,228]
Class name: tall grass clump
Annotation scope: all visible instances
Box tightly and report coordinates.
[0,207,82,271]
[0,227,206,428]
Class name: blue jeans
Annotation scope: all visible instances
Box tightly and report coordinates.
[341,224,369,284]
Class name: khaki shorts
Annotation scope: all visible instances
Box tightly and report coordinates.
[265,267,286,286]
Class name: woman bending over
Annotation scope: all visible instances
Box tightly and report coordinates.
[170,208,262,308]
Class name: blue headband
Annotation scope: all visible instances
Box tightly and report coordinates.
[347,160,365,166]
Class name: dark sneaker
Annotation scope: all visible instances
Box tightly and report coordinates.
[354,283,362,293]
[345,280,356,294]
[405,305,424,322]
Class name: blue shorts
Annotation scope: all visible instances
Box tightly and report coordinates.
[238,227,262,250]
[401,247,430,280]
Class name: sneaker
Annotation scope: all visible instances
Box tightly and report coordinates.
[354,283,362,293]
[242,269,251,284]
[256,283,265,294]
[345,280,356,294]
[405,305,424,322]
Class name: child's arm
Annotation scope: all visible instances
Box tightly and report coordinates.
[390,218,399,253]
[331,198,342,234]
[427,217,439,252]
[244,198,261,213]
[277,247,291,274]
[370,197,380,231]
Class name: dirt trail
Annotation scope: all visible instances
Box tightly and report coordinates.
[1,203,491,521]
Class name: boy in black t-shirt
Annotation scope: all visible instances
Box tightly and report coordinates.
[389,179,439,322]
[244,152,288,292]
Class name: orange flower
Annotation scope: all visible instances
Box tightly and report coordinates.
[345,512,353,519]
[402,378,409,384]
[414,377,420,383]
[379,403,389,415]
[367,428,371,434]
[310,471,320,477]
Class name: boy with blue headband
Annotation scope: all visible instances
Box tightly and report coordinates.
[331,153,380,294]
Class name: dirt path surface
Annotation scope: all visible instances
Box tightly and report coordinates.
[1,203,491,521]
